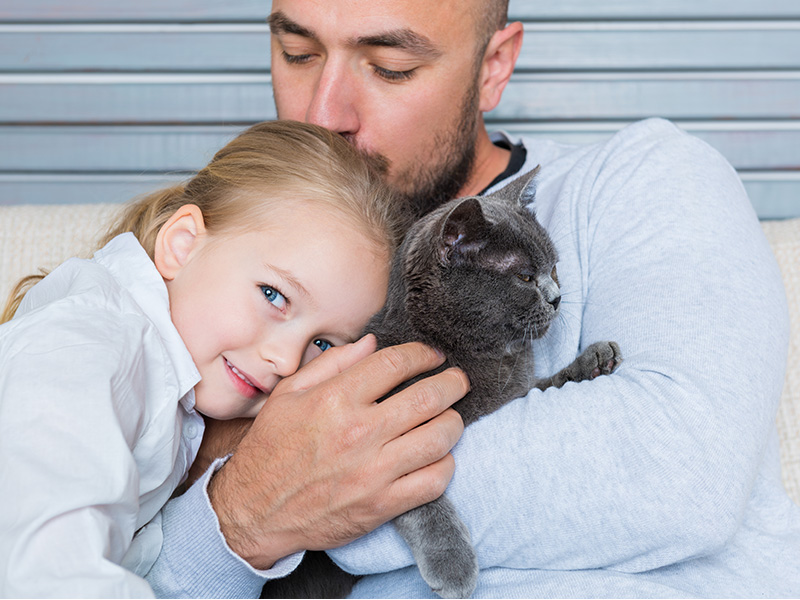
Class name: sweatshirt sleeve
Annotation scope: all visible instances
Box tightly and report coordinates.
[329,119,789,574]
[144,457,304,598]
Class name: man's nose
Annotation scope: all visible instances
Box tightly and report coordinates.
[305,61,360,136]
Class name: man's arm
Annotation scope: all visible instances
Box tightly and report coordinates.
[329,120,789,574]
[145,336,467,596]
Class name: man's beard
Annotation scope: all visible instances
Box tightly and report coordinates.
[356,82,480,221]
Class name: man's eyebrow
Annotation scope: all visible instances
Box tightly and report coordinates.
[268,11,317,41]
[354,29,442,59]
[268,12,441,60]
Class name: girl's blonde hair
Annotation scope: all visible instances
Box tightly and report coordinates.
[2,120,403,323]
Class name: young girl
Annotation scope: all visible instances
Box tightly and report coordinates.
[0,120,403,597]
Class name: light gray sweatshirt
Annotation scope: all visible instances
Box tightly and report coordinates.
[148,119,800,598]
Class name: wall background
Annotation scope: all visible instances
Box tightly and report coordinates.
[1,0,799,217]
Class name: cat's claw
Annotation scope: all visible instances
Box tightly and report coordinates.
[582,341,623,380]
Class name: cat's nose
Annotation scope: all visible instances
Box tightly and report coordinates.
[537,273,561,311]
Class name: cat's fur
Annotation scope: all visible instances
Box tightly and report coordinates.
[261,168,622,599]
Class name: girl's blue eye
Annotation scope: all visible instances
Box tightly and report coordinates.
[314,339,333,352]
[261,285,287,311]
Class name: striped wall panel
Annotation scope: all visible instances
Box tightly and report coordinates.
[4,0,800,21]
[1,1,798,218]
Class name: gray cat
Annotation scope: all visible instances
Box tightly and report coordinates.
[261,168,622,599]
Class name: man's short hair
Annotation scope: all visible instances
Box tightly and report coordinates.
[475,0,510,52]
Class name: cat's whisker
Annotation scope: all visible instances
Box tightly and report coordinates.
[523,325,536,391]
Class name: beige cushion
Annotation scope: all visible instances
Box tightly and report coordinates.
[0,203,122,305]
[1,203,799,506]
[762,219,800,505]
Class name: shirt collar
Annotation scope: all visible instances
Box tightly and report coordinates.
[93,233,201,410]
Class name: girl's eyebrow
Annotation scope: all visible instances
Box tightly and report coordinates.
[265,263,311,301]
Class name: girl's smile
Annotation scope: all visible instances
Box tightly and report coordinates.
[224,357,268,399]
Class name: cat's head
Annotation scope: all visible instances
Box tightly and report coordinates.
[402,166,560,354]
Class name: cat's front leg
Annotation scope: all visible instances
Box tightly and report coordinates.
[393,495,478,598]
[536,341,622,390]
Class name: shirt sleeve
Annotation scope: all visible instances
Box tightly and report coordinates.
[145,457,304,598]
[328,120,789,574]
[0,312,156,597]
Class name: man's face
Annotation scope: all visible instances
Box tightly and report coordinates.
[269,0,485,216]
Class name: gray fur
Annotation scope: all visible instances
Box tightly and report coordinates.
[363,167,622,597]
[260,168,622,599]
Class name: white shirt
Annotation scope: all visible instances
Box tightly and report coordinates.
[0,233,203,598]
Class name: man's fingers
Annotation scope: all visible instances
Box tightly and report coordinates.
[280,339,450,407]
[345,342,451,403]
[277,334,377,391]
[379,366,469,439]
[387,453,457,514]
[383,407,464,480]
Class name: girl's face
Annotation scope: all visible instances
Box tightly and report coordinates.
[160,202,390,419]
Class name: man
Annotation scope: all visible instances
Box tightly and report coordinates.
[147,0,800,597]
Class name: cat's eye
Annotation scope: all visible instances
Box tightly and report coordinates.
[551,266,559,285]
[517,273,532,283]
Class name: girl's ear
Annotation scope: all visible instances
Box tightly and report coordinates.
[477,21,524,113]
[154,204,207,280]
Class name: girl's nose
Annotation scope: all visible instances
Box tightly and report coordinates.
[259,336,304,379]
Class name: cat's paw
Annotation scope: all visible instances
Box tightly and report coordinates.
[578,341,622,380]
[417,541,478,599]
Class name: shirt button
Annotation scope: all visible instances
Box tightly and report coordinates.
[185,421,199,439]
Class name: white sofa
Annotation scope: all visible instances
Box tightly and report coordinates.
[1,203,798,508]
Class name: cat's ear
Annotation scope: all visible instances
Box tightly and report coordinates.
[487,164,541,207]
[439,197,491,263]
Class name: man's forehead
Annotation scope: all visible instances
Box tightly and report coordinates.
[269,0,476,47]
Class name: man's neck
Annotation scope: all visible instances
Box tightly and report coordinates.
[458,124,511,197]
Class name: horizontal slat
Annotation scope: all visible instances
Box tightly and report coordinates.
[493,72,800,121]
[2,122,798,173]
[517,22,800,71]
[4,0,799,22]
[0,0,267,22]
[0,126,242,171]
[4,21,800,72]
[0,24,270,72]
[496,122,800,171]
[0,74,276,123]
[4,72,800,123]
[0,174,187,205]
[2,172,797,220]
[509,0,800,20]
[739,173,800,220]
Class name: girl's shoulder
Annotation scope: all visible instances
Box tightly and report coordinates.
[3,252,156,356]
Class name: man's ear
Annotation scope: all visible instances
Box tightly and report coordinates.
[478,21,524,113]
[154,204,207,280]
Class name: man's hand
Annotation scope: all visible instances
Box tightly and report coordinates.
[207,335,468,570]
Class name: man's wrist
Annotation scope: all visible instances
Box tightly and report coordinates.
[206,452,296,571]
